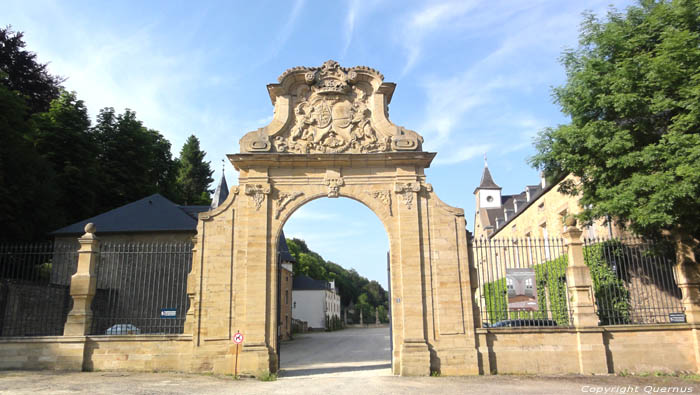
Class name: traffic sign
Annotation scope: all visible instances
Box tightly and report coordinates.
[233,332,244,344]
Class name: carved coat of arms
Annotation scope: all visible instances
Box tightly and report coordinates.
[242,60,423,155]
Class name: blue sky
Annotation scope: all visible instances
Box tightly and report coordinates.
[6,0,634,289]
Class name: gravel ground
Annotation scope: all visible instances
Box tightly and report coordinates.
[0,370,698,395]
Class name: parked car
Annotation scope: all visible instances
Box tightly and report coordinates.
[105,324,141,335]
[488,319,558,328]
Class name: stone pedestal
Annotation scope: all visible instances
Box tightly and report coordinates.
[64,223,99,336]
[563,223,607,374]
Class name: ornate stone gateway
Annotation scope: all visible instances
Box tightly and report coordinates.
[185,61,479,376]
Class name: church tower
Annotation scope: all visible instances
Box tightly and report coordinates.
[473,159,501,210]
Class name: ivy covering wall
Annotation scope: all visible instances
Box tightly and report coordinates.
[481,240,632,326]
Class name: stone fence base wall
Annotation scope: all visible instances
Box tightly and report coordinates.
[477,324,699,375]
[1,325,698,375]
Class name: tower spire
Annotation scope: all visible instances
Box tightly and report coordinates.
[210,160,229,209]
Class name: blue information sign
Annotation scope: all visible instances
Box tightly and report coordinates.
[160,308,177,318]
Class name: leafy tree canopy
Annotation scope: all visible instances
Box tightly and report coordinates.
[285,237,389,312]
[530,0,700,240]
[0,26,63,114]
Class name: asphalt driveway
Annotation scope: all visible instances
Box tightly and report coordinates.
[279,326,391,377]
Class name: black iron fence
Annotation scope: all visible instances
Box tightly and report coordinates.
[0,241,77,336]
[473,237,572,328]
[583,237,682,325]
[90,241,192,335]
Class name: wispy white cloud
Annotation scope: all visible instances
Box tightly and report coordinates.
[411,1,608,155]
[398,1,479,76]
[269,0,306,59]
[342,0,360,58]
[434,144,493,166]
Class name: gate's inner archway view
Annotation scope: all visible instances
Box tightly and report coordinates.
[277,198,392,377]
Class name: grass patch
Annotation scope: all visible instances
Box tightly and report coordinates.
[257,371,277,381]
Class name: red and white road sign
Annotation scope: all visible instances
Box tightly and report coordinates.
[233,332,244,344]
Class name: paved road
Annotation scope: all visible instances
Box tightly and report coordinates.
[279,326,391,377]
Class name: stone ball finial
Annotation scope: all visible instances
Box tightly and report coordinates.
[84,222,96,234]
[564,216,577,227]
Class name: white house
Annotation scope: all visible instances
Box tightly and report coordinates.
[292,275,341,330]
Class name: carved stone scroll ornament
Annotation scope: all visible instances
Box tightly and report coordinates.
[324,177,345,198]
[244,183,271,211]
[366,190,392,216]
[239,60,424,154]
[394,182,422,210]
[275,191,303,219]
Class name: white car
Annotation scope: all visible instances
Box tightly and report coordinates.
[105,324,141,335]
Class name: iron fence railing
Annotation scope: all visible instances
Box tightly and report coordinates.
[90,241,192,335]
[0,241,77,336]
[583,237,682,325]
[473,237,572,328]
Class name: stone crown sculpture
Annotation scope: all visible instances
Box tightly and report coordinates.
[239,60,424,154]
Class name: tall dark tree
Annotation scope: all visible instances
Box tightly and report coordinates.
[33,90,100,226]
[530,0,700,241]
[94,108,180,212]
[176,135,214,205]
[0,82,58,241]
[0,26,63,114]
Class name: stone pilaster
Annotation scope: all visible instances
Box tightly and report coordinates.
[562,220,607,374]
[240,179,274,374]
[672,232,700,325]
[63,223,99,336]
[671,232,700,372]
[395,177,430,376]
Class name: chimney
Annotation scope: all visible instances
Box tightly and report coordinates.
[504,208,514,221]
[525,186,537,202]
[540,171,547,189]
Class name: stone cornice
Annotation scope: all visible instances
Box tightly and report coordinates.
[228,152,436,170]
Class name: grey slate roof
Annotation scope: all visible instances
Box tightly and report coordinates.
[475,164,501,192]
[51,194,199,235]
[293,274,329,291]
[210,173,229,209]
[179,205,210,220]
[278,230,296,263]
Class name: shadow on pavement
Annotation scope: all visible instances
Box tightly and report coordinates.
[279,362,392,378]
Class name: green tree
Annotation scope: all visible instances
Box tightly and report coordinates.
[530,0,700,241]
[33,90,100,226]
[176,135,214,205]
[0,26,63,114]
[94,108,180,211]
[0,82,58,240]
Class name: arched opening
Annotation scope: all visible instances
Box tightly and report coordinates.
[275,196,393,377]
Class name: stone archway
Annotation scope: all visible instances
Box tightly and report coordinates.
[184,61,479,376]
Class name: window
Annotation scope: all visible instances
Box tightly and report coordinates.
[541,224,550,259]
[486,196,494,202]
[506,277,514,290]
[525,278,533,289]
[285,290,288,305]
